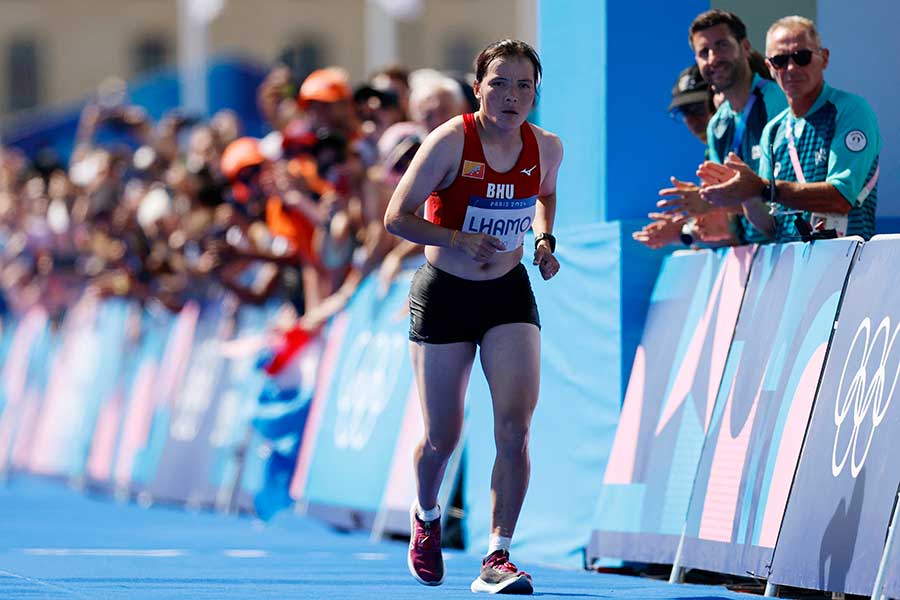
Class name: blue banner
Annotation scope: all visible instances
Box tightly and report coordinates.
[464,223,664,566]
[0,307,51,474]
[291,272,417,530]
[86,304,148,487]
[28,297,132,479]
[127,302,201,493]
[103,306,176,493]
[680,239,859,578]
[191,303,272,511]
[148,302,232,505]
[771,235,900,596]
[589,246,753,564]
[0,315,15,412]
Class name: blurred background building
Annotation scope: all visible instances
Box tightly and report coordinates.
[0,0,536,121]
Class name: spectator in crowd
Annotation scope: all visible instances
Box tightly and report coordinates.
[633,64,715,250]
[699,15,881,241]
[296,120,427,330]
[408,69,469,133]
[354,83,405,148]
[257,64,301,132]
[668,64,714,145]
[297,67,359,143]
[691,11,786,179]
[370,65,412,120]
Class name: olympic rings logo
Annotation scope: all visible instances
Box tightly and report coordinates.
[832,317,900,478]
[333,331,406,450]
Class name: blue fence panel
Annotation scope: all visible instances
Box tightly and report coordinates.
[0,308,51,474]
[681,239,859,577]
[771,235,900,596]
[589,246,753,564]
[148,301,231,506]
[27,297,131,479]
[291,273,416,530]
[128,302,201,493]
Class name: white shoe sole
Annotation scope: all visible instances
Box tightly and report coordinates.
[408,505,444,586]
[470,573,533,594]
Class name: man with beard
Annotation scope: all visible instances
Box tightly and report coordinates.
[656,10,787,245]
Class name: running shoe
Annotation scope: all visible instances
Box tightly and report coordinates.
[408,505,444,586]
[470,549,533,594]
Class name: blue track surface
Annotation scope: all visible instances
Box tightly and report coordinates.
[0,478,747,599]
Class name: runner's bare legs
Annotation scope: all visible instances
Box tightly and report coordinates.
[479,322,541,538]
[410,341,476,509]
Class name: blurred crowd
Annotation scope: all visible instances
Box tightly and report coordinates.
[0,64,475,327]
[2,10,882,330]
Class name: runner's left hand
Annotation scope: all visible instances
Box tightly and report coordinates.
[533,244,559,280]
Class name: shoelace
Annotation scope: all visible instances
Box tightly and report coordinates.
[485,551,519,573]
[415,521,437,550]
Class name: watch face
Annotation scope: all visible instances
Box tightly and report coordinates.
[535,233,555,252]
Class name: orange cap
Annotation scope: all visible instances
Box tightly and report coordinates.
[220,137,265,180]
[298,67,352,106]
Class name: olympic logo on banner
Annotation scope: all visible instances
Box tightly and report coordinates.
[832,316,900,478]
[333,331,406,450]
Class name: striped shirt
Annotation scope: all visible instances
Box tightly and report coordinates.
[754,83,881,241]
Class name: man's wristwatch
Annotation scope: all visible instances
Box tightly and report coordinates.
[534,232,556,253]
[761,180,776,203]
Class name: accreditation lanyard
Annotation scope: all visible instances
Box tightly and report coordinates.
[784,116,807,184]
[784,115,851,236]
[730,81,761,155]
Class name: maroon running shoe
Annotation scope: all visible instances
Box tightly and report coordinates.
[407,505,444,586]
[470,549,533,594]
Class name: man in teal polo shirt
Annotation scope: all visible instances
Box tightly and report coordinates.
[699,15,881,241]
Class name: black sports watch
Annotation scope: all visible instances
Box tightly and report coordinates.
[534,232,556,253]
[761,179,777,203]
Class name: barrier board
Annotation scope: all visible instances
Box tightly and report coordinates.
[190,303,274,512]
[106,307,179,493]
[771,235,900,595]
[147,302,232,505]
[290,272,418,530]
[680,239,859,577]
[589,246,752,564]
[0,307,51,475]
[125,301,200,495]
[28,297,132,479]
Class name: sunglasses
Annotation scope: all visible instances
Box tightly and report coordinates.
[767,49,818,70]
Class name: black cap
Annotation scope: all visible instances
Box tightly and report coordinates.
[668,65,709,112]
[353,84,399,110]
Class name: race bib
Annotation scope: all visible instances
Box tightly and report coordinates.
[462,195,537,253]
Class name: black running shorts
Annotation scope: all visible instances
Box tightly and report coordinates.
[408,261,540,345]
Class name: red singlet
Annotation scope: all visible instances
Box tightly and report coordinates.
[426,113,541,252]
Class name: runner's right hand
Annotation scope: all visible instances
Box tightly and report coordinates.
[454,231,506,262]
